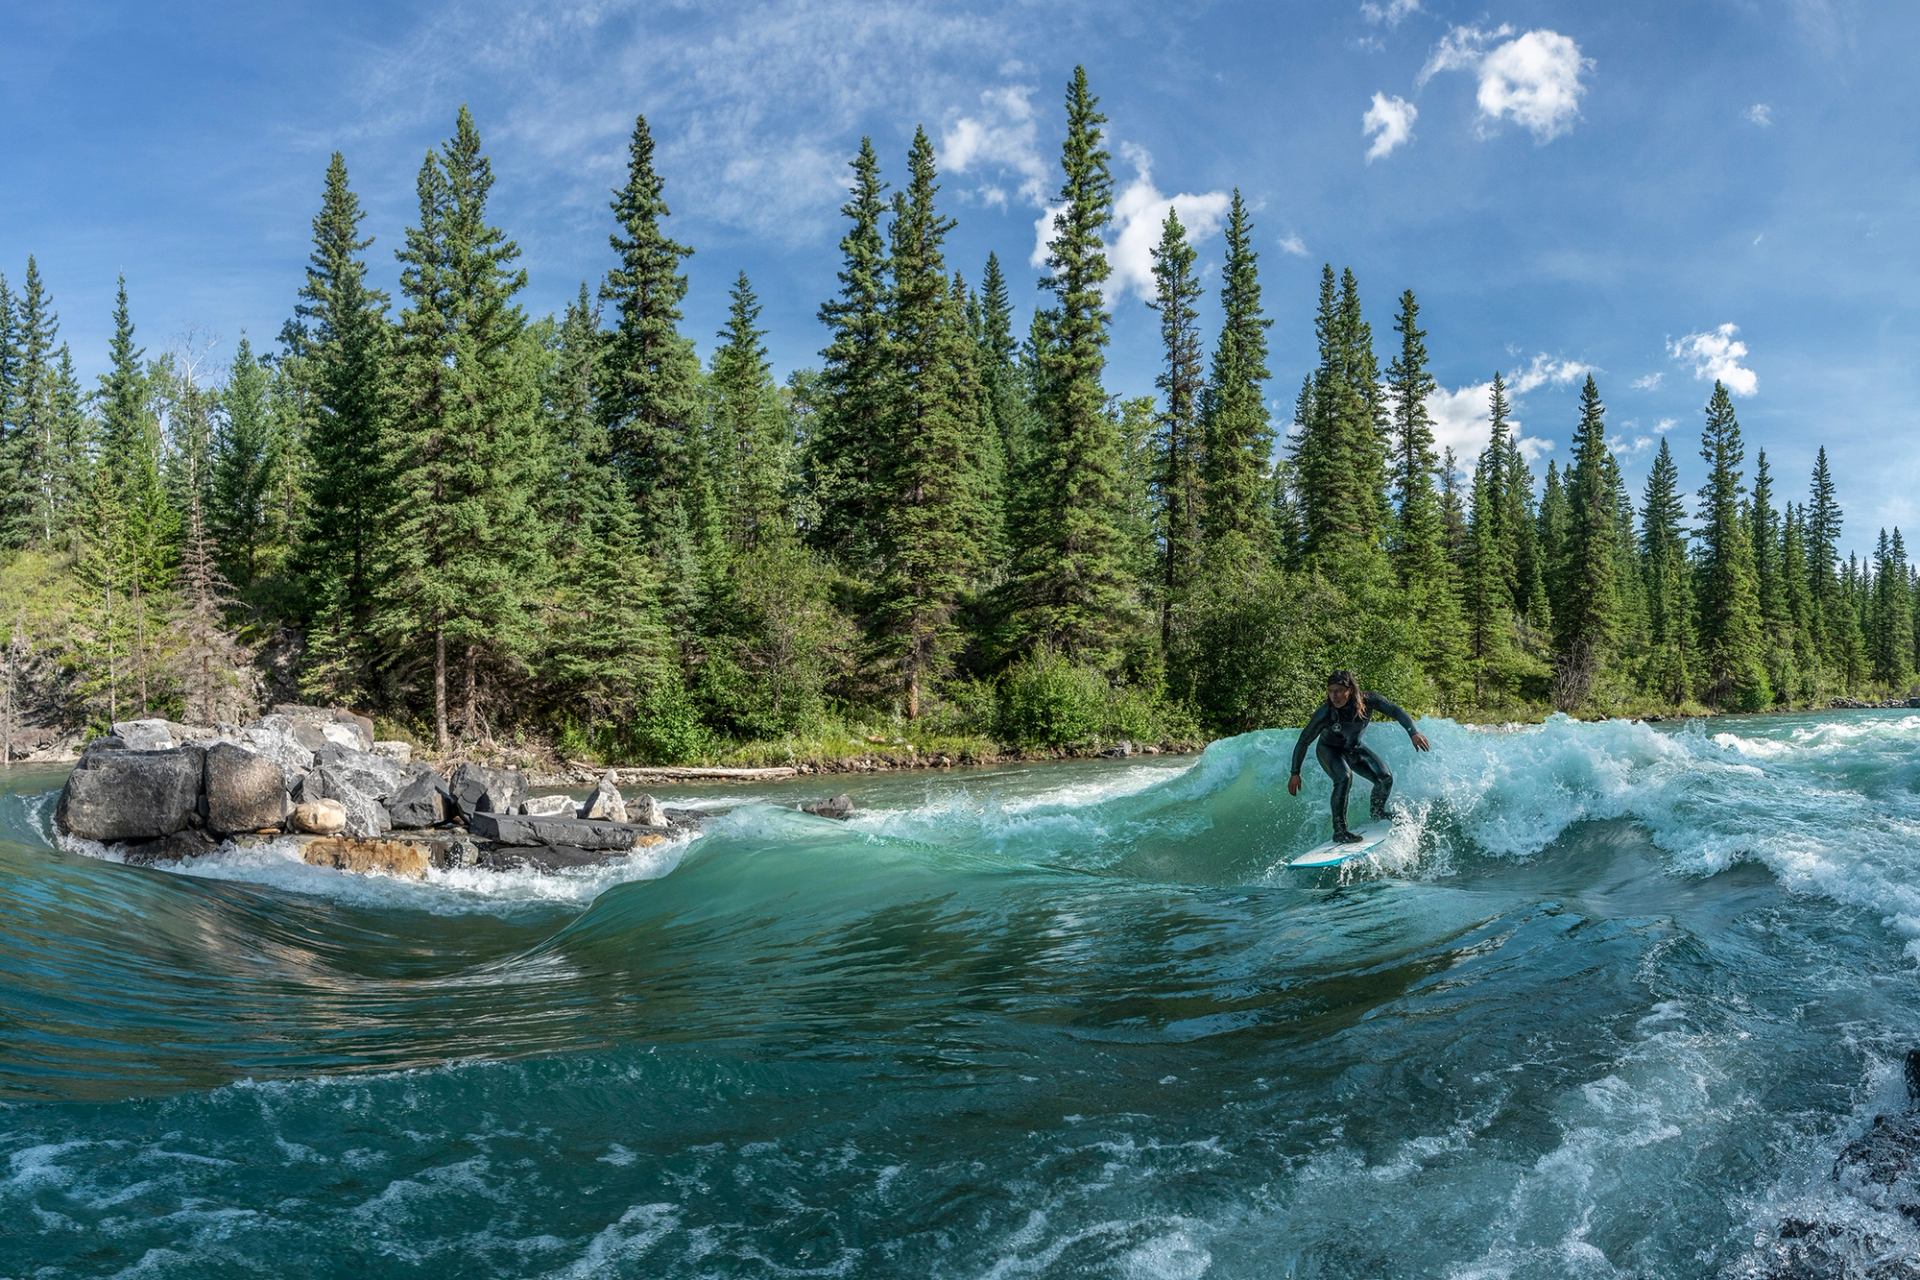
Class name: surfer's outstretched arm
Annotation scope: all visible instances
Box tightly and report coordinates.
[1366,693,1431,752]
[1287,704,1331,795]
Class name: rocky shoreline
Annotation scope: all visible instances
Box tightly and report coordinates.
[51,706,712,879]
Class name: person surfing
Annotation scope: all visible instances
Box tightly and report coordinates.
[1287,670,1431,844]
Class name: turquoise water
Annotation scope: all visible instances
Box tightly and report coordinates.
[4,713,1920,1278]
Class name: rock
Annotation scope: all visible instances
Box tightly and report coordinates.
[521,793,576,818]
[271,704,374,753]
[476,843,656,873]
[300,836,431,880]
[121,828,221,865]
[56,747,203,842]
[801,793,855,820]
[579,772,628,823]
[435,835,483,870]
[310,743,410,801]
[77,734,129,761]
[385,769,450,828]
[290,798,349,835]
[111,718,215,752]
[235,715,316,781]
[465,811,664,851]
[202,743,291,836]
[630,791,667,828]
[446,762,527,820]
[295,766,391,838]
[371,740,414,765]
[1099,739,1135,759]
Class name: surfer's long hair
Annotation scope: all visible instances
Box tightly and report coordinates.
[1327,670,1367,717]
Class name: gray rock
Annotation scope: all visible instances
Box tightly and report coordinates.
[312,744,410,801]
[579,772,628,823]
[271,704,375,753]
[56,747,204,842]
[235,715,317,782]
[203,742,291,836]
[801,793,855,820]
[465,811,664,851]
[521,793,575,818]
[477,843,623,873]
[435,835,483,870]
[1099,739,1135,759]
[447,762,527,820]
[386,768,450,828]
[371,740,414,765]
[111,718,215,752]
[630,791,668,828]
[121,827,222,865]
[296,765,392,838]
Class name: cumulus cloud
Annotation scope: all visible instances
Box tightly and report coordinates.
[1278,232,1308,256]
[940,83,1049,205]
[1424,377,1552,470]
[1746,102,1773,126]
[1360,0,1421,26]
[1029,144,1231,305]
[1654,417,1678,433]
[1668,324,1758,396]
[1363,92,1418,161]
[1508,352,1592,395]
[1632,372,1663,390]
[1420,24,1591,142]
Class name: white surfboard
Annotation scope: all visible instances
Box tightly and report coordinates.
[1288,819,1395,868]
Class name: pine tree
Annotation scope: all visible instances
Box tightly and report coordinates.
[210,334,276,590]
[1465,450,1518,705]
[1806,445,1850,685]
[1871,527,1914,689]
[1640,437,1693,702]
[1693,381,1770,709]
[172,480,251,725]
[1199,190,1272,558]
[708,271,789,550]
[1780,502,1821,701]
[1552,376,1618,706]
[1504,406,1552,636]
[874,127,981,716]
[383,108,548,749]
[1004,67,1139,668]
[1749,449,1796,701]
[1148,206,1205,661]
[291,153,390,655]
[2,258,70,548]
[974,249,1030,558]
[1293,266,1389,574]
[601,112,702,548]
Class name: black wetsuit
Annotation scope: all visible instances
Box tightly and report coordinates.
[1290,693,1417,835]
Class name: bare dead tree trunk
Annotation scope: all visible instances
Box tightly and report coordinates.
[434,623,449,756]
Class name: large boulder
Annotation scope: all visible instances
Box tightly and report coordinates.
[299,836,432,880]
[579,772,628,823]
[290,799,348,835]
[446,763,526,820]
[801,793,855,821]
[371,740,414,765]
[235,715,317,782]
[310,744,410,801]
[296,765,391,838]
[121,828,222,865]
[630,792,668,828]
[56,747,204,842]
[465,811,664,851]
[111,718,215,752]
[521,793,575,818]
[272,704,375,753]
[203,742,291,836]
[385,768,450,829]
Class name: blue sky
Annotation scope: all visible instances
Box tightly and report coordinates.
[3,0,1916,557]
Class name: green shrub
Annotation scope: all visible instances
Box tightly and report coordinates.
[996,647,1109,748]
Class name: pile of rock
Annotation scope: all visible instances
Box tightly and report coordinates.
[1830,696,1920,710]
[53,705,696,879]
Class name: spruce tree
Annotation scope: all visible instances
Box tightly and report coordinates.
[1293,266,1389,574]
[1465,451,1518,705]
[1199,190,1272,558]
[975,249,1032,544]
[1693,381,1770,709]
[874,127,980,716]
[1749,449,1795,701]
[601,112,702,547]
[1871,527,1914,689]
[1148,206,1205,660]
[1553,376,1618,706]
[291,153,390,655]
[708,271,788,550]
[1640,437,1692,703]
[383,108,548,749]
[1780,502,1821,701]
[1005,67,1139,668]
[1504,405,1552,636]
[1,258,66,547]
[211,334,275,589]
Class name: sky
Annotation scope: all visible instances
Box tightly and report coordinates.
[3,0,1917,558]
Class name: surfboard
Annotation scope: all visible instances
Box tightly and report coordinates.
[1288,819,1395,868]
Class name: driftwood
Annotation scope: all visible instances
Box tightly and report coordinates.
[571,761,797,784]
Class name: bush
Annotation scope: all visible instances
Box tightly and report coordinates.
[996,647,1109,748]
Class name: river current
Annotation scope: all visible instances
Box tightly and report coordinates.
[4,712,1919,1278]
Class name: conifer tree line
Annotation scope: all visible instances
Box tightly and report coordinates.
[2,71,1916,760]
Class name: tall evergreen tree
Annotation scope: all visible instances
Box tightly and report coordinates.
[383,108,547,749]
[211,334,275,589]
[1198,190,1272,557]
[1550,376,1620,705]
[1005,67,1138,668]
[1693,381,1770,709]
[1639,437,1693,702]
[974,250,1033,525]
[1385,288,1466,703]
[97,277,174,713]
[601,112,702,547]
[708,271,789,550]
[1148,206,1205,660]
[1,258,67,547]
[1871,527,1914,689]
[1749,448,1795,701]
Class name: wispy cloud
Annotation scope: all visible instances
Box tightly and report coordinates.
[1420,24,1591,142]
[1363,92,1418,161]
[941,83,1048,205]
[1509,352,1592,395]
[1746,102,1774,126]
[1668,323,1758,396]
[1360,0,1421,27]
[1654,417,1678,433]
[1632,371,1663,390]
[1277,232,1308,256]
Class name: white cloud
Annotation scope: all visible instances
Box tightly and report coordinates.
[1028,145,1231,305]
[1654,417,1678,433]
[1363,92,1418,161]
[1361,0,1421,26]
[1746,102,1773,126]
[1508,352,1592,395]
[940,83,1049,205]
[1631,372,1663,390]
[1278,232,1308,256]
[1611,435,1654,456]
[1668,323,1758,396]
[1425,379,1552,469]
[1420,24,1591,142]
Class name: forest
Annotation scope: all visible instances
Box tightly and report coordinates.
[1,66,1914,764]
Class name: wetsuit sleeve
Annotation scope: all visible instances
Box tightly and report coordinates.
[1291,705,1329,775]
[1366,693,1417,736]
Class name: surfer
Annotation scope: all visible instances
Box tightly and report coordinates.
[1287,670,1431,843]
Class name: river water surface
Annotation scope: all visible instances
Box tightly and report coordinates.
[4,712,1920,1277]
